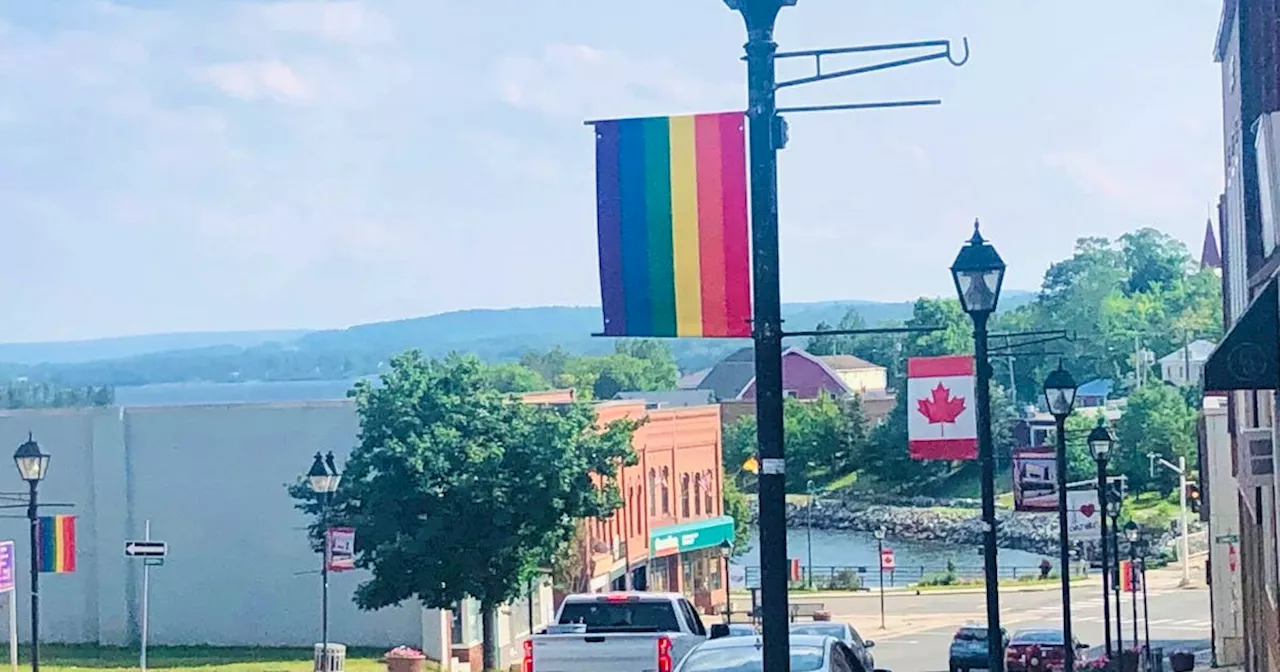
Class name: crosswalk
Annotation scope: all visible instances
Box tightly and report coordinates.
[1013,596,1210,631]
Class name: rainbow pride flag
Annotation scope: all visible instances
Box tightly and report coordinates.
[36,515,75,574]
[591,112,752,338]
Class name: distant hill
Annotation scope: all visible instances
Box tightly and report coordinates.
[0,330,311,365]
[0,293,1034,387]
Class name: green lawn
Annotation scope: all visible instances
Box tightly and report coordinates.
[0,645,435,672]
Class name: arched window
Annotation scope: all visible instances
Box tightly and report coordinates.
[704,470,715,514]
[694,473,704,516]
[681,474,691,518]
[627,486,635,537]
[661,467,671,515]
[648,469,657,516]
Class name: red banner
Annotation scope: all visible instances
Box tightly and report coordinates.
[907,356,978,460]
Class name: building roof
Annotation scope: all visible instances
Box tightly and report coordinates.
[1201,219,1222,270]
[816,354,883,371]
[1158,339,1218,364]
[614,390,716,408]
[1076,378,1114,398]
[696,347,758,401]
[676,368,711,390]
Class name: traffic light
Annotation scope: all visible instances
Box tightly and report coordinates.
[1187,483,1202,514]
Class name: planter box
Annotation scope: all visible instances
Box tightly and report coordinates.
[1168,651,1195,672]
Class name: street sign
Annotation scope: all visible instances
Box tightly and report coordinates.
[1215,534,1240,544]
[880,549,896,571]
[125,541,167,558]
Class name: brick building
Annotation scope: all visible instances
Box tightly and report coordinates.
[580,400,732,613]
[1204,2,1280,671]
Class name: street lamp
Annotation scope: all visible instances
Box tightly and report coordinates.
[1107,486,1123,656]
[14,434,49,672]
[806,480,817,590]
[951,220,1006,672]
[308,452,341,672]
[1136,534,1151,664]
[719,540,734,623]
[874,526,887,630]
[1043,364,1077,672]
[1124,522,1140,655]
[1087,419,1115,658]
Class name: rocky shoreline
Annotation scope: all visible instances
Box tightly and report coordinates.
[752,498,1199,557]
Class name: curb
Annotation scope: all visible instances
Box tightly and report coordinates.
[730,578,1101,599]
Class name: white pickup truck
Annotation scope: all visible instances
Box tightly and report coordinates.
[524,592,710,672]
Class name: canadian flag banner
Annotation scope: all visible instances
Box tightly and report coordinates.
[907,355,978,460]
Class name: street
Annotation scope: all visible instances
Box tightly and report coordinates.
[812,576,1210,672]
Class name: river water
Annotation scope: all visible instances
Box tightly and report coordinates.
[730,528,1049,577]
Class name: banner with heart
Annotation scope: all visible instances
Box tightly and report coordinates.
[1067,490,1101,536]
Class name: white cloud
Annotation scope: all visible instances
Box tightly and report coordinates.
[250,1,396,46]
[495,43,740,120]
[205,60,312,102]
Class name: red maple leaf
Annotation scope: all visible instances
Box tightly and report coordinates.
[917,382,966,432]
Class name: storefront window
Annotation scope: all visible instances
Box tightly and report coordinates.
[651,558,669,592]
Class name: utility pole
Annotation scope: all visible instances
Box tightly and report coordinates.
[1134,334,1143,388]
[1183,329,1192,386]
[1151,454,1192,586]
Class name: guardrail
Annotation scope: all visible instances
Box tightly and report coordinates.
[741,563,1087,590]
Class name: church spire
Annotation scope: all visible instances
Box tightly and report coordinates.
[1201,217,1222,271]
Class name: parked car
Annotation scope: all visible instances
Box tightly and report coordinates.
[1004,629,1089,672]
[949,624,1009,672]
[725,623,758,637]
[676,634,869,672]
[790,622,876,672]
[526,592,708,672]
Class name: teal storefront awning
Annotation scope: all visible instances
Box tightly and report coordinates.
[1205,276,1279,392]
[650,515,735,557]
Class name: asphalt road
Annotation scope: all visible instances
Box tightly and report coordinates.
[818,582,1211,672]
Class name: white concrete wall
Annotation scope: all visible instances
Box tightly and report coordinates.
[1204,399,1244,666]
[0,402,454,649]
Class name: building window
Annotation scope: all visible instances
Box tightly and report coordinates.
[705,470,715,514]
[661,467,671,515]
[626,486,635,538]
[648,469,657,516]
[694,474,704,515]
[681,474,691,518]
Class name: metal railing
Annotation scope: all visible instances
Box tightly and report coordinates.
[741,563,1088,590]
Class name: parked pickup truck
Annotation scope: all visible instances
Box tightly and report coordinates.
[524,592,710,672]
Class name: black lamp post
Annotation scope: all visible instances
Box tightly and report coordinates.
[14,434,49,672]
[1138,536,1151,664]
[1124,522,1140,653]
[719,540,734,623]
[1087,419,1115,658]
[721,1,797,667]
[1043,364,1077,672]
[951,220,1007,672]
[805,479,816,590]
[308,452,341,672]
[874,526,887,630]
[1108,489,1123,656]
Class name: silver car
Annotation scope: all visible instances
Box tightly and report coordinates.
[791,622,876,672]
[676,634,864,672]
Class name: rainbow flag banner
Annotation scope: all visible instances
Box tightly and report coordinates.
[591,112,752,338]
[36,515,75,574]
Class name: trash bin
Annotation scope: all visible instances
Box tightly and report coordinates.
[313,644,346,672]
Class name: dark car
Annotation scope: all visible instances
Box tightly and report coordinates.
[949,624,1009,672]
[790,622,876,672]
[1004,629,1089,672]
[676,634,864,672]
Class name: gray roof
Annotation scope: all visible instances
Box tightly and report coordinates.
[613,390,716,408]
[676,368,711,390]
[1158,339,1217,364]
[696,347,757,401]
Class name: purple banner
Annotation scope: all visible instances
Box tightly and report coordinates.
[0,541,15,593]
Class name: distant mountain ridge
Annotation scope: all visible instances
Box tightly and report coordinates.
[0,294,1033,386]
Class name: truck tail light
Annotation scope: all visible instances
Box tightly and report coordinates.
[522,639,533,672]
[658,636,673,672]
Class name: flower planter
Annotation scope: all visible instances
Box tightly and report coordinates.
[1168,651,1195,672]
[1119,650,1140,672]
[812,611,831,621]
[384,647,427,672]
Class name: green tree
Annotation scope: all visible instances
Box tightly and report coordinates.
[290,352,637,669]
[904,298,973,359]
[722,476,752,557]
[1113,384,1197,494]
[483,362,548,393]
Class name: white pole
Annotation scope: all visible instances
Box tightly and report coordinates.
[1178,458,1190,587]
[141,521,150,672]
[8,591,16,672]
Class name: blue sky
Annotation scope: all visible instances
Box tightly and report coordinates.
[0,0,1224,342]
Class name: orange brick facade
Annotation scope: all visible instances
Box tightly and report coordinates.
[585,401,731,612]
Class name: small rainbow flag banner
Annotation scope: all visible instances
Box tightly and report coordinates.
[591,112,752,338]
[36,515,76,574]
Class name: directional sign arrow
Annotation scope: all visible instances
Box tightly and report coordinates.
[124,541,167,558]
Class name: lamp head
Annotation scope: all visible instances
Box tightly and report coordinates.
[719,540,733,558]
[1087,417,1114,461]
[950,220,1006,315]
[1042,362,1078,419]
[307,451,340,494]
[1124,521,1139,542]
[13,432,49,483]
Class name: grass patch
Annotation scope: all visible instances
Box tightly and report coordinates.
[0,645,434,672]
[913,575,1088,592]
